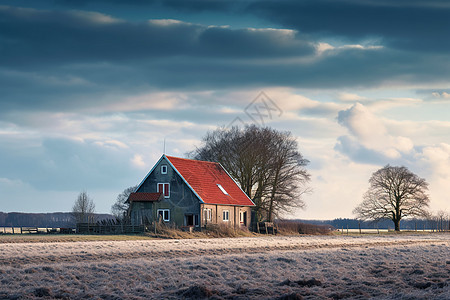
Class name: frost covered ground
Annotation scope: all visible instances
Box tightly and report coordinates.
[0,233,449,299]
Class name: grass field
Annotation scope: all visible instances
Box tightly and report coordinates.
[0,233,448,299]
[0,233,155,243]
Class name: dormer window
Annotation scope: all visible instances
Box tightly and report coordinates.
[161,165,168,174]
[217,184,228,195]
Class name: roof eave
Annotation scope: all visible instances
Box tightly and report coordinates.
[217,162,256,206]
[165,155,205,204]
[134,155,166,193]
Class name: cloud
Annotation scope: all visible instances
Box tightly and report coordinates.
[432,91,450,99]
[0,136,137,190]
[2,4,450,114]
[247,0,450,53]
[338,92,368,102]
[0,6,315,67]
[337,103,414,162]
[131,154,147,169]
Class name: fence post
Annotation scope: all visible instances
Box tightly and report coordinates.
[358,221,361,234]
[346,224,348,235]
[12,227,14,234]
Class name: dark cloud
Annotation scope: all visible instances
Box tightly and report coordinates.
[57,0,235,11]
[1,4,450,113]
[48,0,450,53]
[247,0,450,52]
[0,6,314,68]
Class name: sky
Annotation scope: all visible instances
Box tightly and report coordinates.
[0,0,449,219]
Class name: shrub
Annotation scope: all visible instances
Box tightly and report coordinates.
[276,220,334,235]
[145,222,254,239]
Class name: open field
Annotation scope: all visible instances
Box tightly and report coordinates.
[0,233,155,243]
[0,233,449,299]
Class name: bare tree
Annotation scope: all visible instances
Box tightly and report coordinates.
[191,125,310,221]
[111,185,138,220]
[428,210,450,232]
[72,191,96,224]
[353,165,430,231]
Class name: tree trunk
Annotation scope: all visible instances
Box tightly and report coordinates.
[394,219,400,231]
[267,199,273,222]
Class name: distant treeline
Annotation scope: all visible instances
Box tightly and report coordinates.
[294,218,443,230]
[0,212,114,227]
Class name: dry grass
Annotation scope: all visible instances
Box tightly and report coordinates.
[276,220,334,235]
[147,223,256,239]
[0,234,448,299]
[0,234,153,243]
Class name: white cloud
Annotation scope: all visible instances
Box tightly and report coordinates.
[131,154,147,169]
[432,91,450,99]
[338,103,414,158]
[148,19,187,26]
[105,92,186,112]
[338,92,368,102]
[335,102,449,215]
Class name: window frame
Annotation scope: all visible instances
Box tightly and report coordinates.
[204,208,212,221]
[222,210,229,222]
[157,209,170,222]
[161,165,168,174]
[194,214,199,227]
[157,183,170,198]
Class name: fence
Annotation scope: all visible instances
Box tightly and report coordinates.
[337,226,449,235]
[0,227,75,234]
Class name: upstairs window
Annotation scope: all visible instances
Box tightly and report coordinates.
[161,165,167,174]
[157,183,170,198]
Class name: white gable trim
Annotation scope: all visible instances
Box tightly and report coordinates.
[134,155,166,193]
[135,154,253,206]
[165,155,205,204]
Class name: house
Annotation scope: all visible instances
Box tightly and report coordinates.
[127,154,255,229]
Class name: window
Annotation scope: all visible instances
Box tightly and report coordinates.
[194,214,199,227]
[157,209,170,222]
[217,184,228,195]
[204,208,212,221]
[161,165,167,174]
[223,210,229,222]
[157,183,170,198]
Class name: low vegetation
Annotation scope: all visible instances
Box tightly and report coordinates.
[276,220,334,235]
[0,234,153,243]
[0,234,448,299]
[146,223,256,239]
[0,221,339,243]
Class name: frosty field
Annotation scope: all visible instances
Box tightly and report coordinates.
[0,233,449,299]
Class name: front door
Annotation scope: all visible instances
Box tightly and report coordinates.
[185,214,194,226]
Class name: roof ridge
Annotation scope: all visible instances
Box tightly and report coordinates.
[165,155,220,165]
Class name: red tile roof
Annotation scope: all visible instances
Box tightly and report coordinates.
[166,155,254,206]
[127,192,163,202]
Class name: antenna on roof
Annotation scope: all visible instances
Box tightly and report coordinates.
[163,138,166,154]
